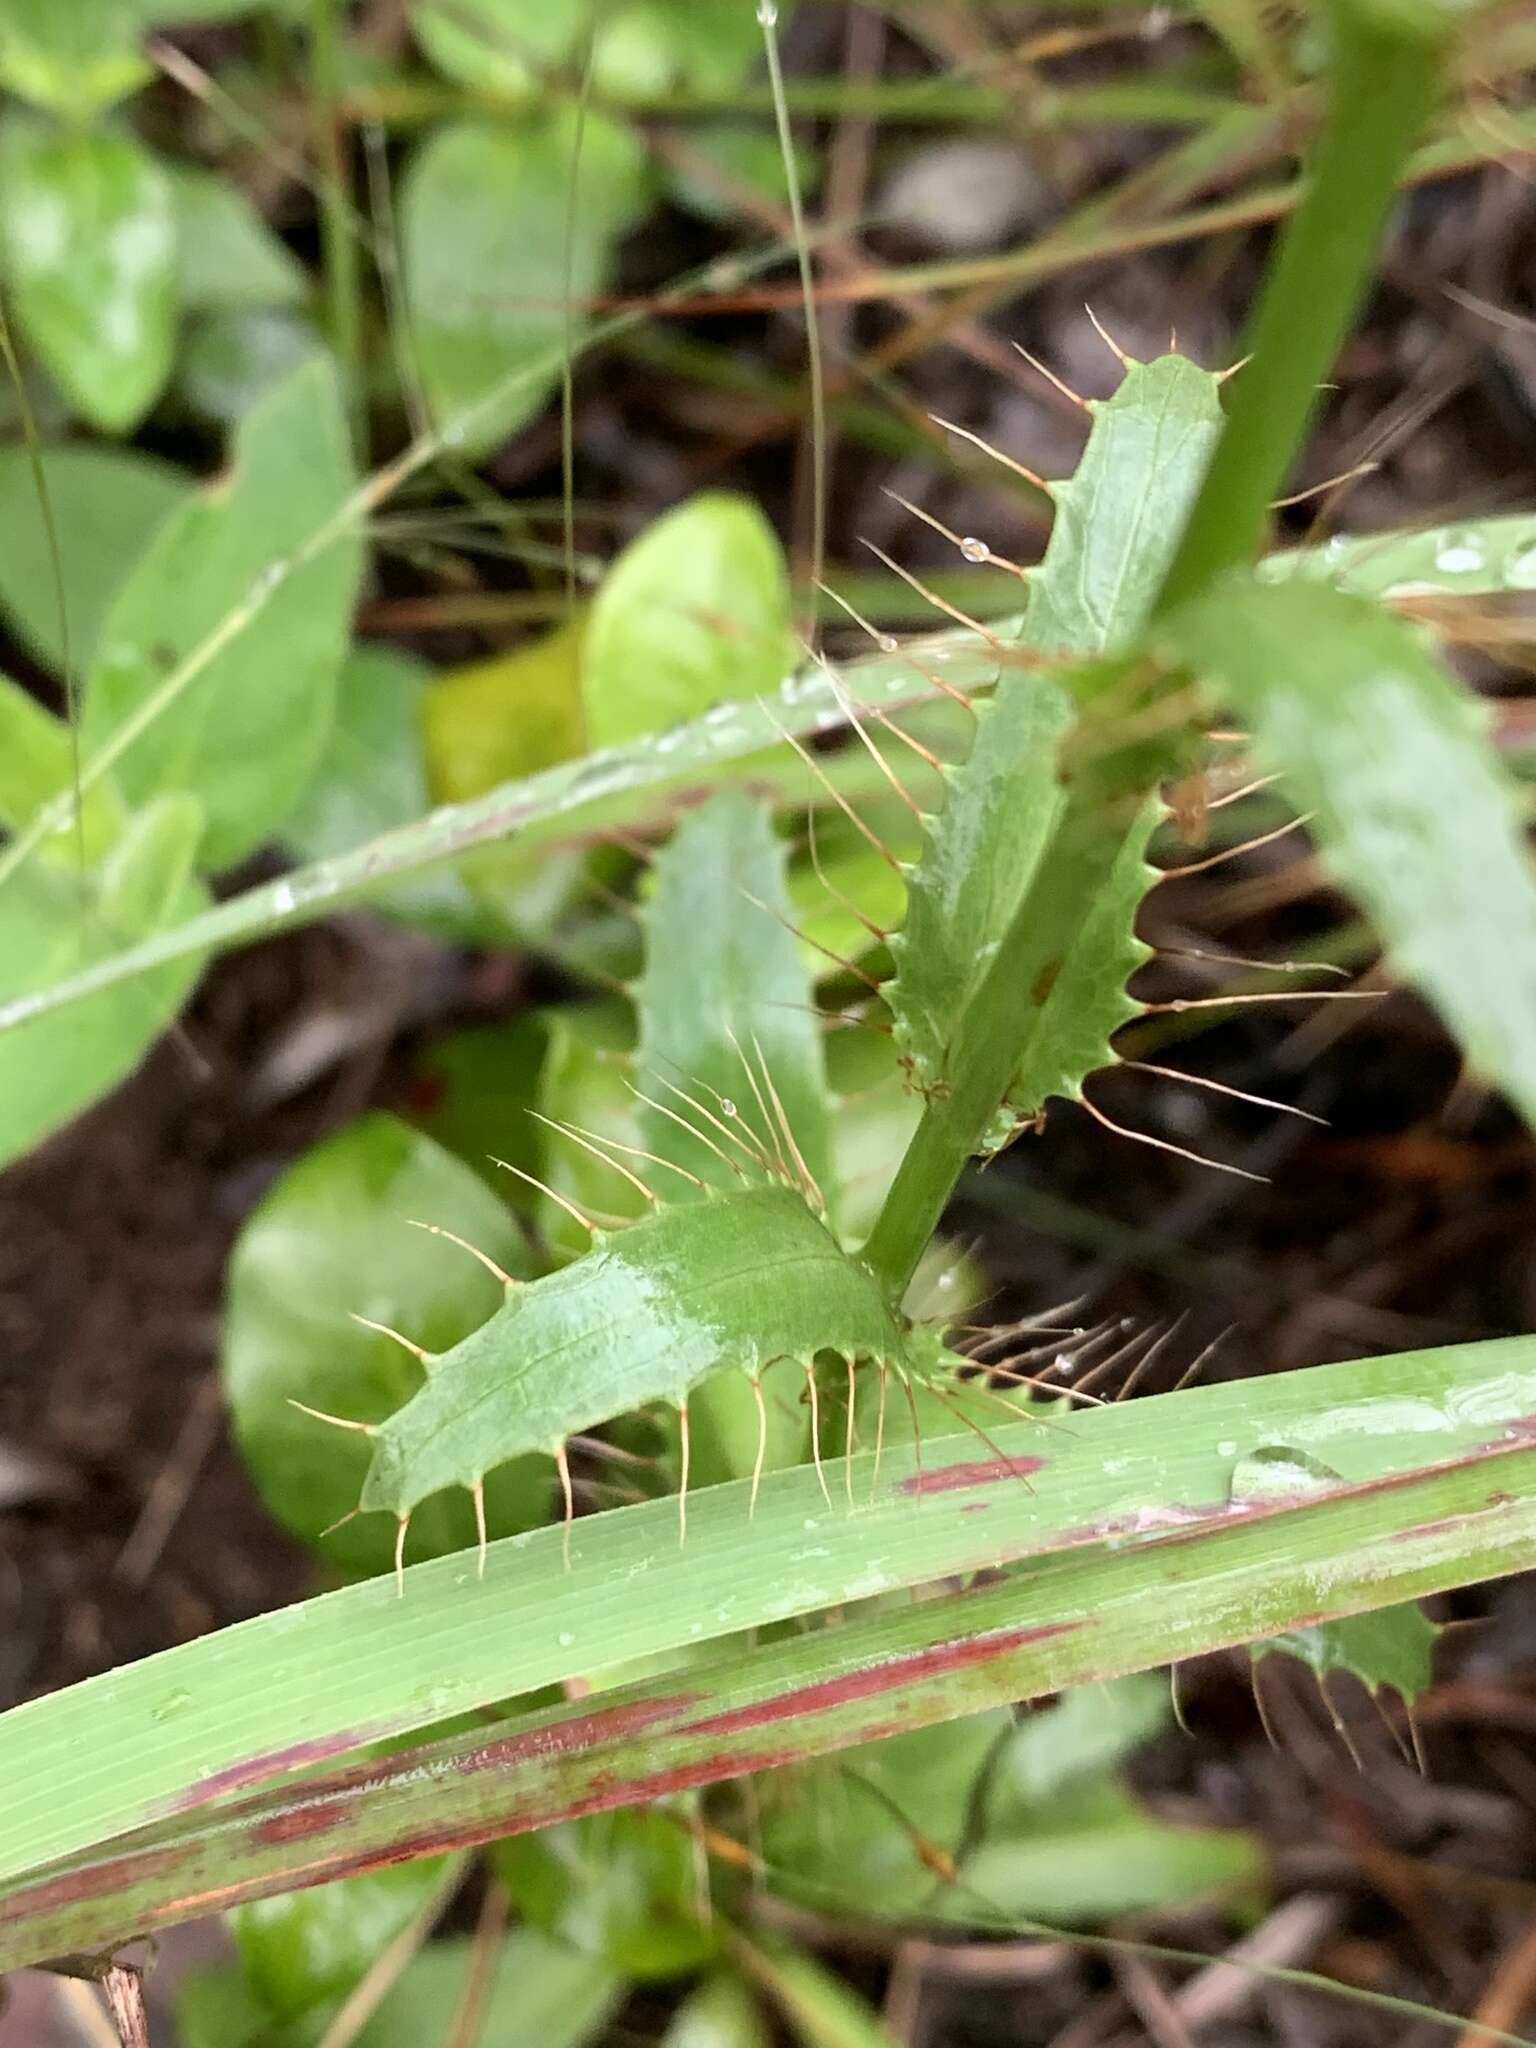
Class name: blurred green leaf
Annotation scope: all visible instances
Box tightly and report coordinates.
[663,1974,773,2048]
[495,1806,722,1979]
[760,1715,1006,1919]
[285,643,491,938]
[0,673,123,860]
[585,492,793,746]
[960,1775,1263,1924]
[407,1016,550,1195]
[178,1919,620,2048]
[0,119,177,430]
[0,0,148,117]
[173,1965,275,2048]
[0,444,186,672]
[0,790,205,1167]
[168,165,308,309]
[1256,1601,1441,1702]
[1168,578,1536,1130]
[786,807,910,989]
[592,1,775,92]
[408,0,578,96]
[132,0,276,20]
[741,1939,900,2048]
[351,1928,622,2048]
[667,123,823,224]
[222,1111,545,1579]
[420,612,592,934]
[824,1025,921,1243]
[403,111,645,457]
[987,1674,1171,1811]
[536,1001,647,1256]
[637,790,832,1202]
[83,354,362,869]
[410,0,772,95]
[179,305,325,422]
[230,1860,451,2024]
[759,1676,1240,1931]
[422,614,587,795]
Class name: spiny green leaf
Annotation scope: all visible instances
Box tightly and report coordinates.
[0,444,187,672]
[222,1112,544,1579]
[0,791,205,1168]
[885,680,1072,1108]
[82,355,362,870]
[885,353,1220,1145]
[1004,795,1158,1126]
[1167,576,1536,1129]
[585,492,795,747]
[1255,1602,1441,1704]
[0,119,176,431]
[1018,351,1224,657]
[360,1182,925,1523]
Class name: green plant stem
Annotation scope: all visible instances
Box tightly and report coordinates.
[864,0,1459,1300]
[335,77,1238,130]
[862,790,1130,1296]
[1152,0,1448,613]
[310,0,365,449]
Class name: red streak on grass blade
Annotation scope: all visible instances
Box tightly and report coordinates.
[685,1622,1081,1738]
[897,1456,1048,1496]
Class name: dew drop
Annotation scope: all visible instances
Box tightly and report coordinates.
[557,1630,576,1649]
[1506,541,1536,590]
[1434,540,1484,576]
[959,536,990,563]
[270,879,297,915]
[878,634,899,653]
[720,1098,737,1117]
[755,0,778,22]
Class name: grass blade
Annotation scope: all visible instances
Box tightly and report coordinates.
[4,1412,1532,1966]
[1,1336,1534,1895]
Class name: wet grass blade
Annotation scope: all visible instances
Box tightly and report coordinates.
[1,1336,1534,1899]
[4,1410,1532,1966]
